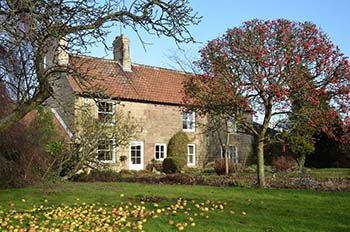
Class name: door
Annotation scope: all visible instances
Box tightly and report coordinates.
[129,141,144,170]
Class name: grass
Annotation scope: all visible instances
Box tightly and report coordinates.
[307,168,350,178]
[271,168,350,178]
[0,182,349,231]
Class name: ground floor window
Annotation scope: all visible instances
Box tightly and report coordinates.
[97,139,115,162]
[221,145,238,164]
[187,144,196,166]
[154,144,167,160]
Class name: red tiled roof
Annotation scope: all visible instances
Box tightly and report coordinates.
[67,55,190,105]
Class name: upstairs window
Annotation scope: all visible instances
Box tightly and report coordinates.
[182,111,195,132]
[154,144,167,160]
[227,118,237,134]
[98,101,114,123]
[97,139,115,163]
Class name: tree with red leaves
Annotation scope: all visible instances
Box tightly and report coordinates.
[184,19,350,187]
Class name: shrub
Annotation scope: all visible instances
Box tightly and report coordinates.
[204,161,215,169]
[159,173,199,185]
[118,169,135,175]
[214,158,234,175]
[73,169,121,182]
[162,158,178,174]
[167,131,190,170]
[244,164,256,173]
[119,155,127,162]
[183,166,201,175]
[272,156,298,172]
[201,167,216,174]
[0,107,61,188]
[146,159,162,172]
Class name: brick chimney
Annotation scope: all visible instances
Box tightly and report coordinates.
[113,34,132,72]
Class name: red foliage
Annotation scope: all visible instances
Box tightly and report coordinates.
[184,19,350,142]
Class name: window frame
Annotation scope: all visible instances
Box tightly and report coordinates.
[154,143,167,161]
[221,145,239,164]
[97,101,115,124]
[182,111,195,132]
[187,144,196,167]
[227,118,237,134]
[129,141,144,170]
[97,139,115,163]
[230,145,239,164]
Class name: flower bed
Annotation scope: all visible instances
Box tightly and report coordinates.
[74,170,350,191]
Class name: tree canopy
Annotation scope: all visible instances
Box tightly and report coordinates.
[184,19,350,187]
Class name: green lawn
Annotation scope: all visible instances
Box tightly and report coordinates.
[0,182,349,231]
[270,168,350,179]
[307,168,350,178]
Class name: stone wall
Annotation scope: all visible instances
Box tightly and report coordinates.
[73,96,255,170]
[45,73,75,134]
[206,115,255,167]
[74,97,208,170]
[207,131,254,166]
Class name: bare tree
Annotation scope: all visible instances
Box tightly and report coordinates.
[53,103,140,179]
[0,0,201,132]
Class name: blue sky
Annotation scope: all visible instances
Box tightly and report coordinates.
[90,0,350,70]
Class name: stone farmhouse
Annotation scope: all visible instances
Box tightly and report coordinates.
[46,34,254,171]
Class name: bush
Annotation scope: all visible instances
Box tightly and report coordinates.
[73,169,121,182]
[183,166,201,175]
[146,159,163,172]
[201,167,216,174]
[0,107,62,188]
[167,131,190,170]
[272,156,298,172]
[214,159,234,175]
[159,173,200,185]
[119,155,127,162]
[244,164,272,173]
[162,158,178,174]
[118,169,136,175]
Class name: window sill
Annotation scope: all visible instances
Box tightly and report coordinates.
[183,129,195,133]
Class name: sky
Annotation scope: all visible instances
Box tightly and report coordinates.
[89,0,350,70]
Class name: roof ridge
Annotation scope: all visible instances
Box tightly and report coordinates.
[70,54,192,75]
[70,54,119,64]
[132,63,191,75]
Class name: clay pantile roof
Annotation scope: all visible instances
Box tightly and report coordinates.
[67,55,190,105]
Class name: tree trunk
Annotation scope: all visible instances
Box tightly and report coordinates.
[297,155,306,173]
[256,103,272,188]
[224,131,230,175]
[257,139,265,188]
